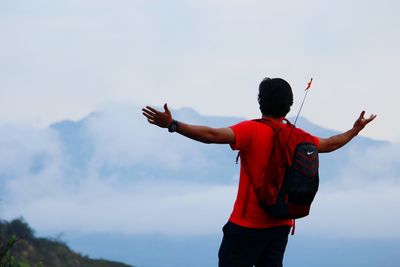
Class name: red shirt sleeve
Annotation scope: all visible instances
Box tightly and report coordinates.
[314,136,320,149]
[229,120,254,151]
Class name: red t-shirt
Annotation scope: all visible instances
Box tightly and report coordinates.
[228,119,320,229]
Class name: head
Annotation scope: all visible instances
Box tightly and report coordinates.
[258,77,293,118]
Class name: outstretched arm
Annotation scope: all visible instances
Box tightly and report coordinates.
[318,111,377,153]
[142,104,235,144]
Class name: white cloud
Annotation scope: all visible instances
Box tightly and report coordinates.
[4,180,236,236]
[325,143,400,191]
[1,105,399,240]
[83,104,217,171]
[0,124,64,185]
[0,104,238,236]
[300,182,400,239]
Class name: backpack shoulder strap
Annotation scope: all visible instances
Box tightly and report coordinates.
[254,119,278,133]
[236,118,281,164]
[239,118,289,218]
[254,118,294,131]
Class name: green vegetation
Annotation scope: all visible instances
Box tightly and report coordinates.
[0,234,17,267]
[0,218,133,267]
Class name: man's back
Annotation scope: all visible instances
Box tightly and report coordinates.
[229,120,293,228]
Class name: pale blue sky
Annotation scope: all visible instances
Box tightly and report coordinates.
[1,0,399,141]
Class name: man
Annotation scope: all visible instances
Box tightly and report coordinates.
[142,77,376,267]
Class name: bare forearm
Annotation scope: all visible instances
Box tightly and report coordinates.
[142,104,235,144]
[318,111,377,153]
[176,122,217,143]
[176,121,234,144]
[319,128,359,153]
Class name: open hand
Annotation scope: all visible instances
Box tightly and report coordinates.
[142,103,173,128]
[353,111,377,134]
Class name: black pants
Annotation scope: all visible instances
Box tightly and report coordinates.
[218,222,291,267]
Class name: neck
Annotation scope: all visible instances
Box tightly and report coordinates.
[261,115,284,122]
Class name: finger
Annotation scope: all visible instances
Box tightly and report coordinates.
[142,111,155,120]
[164,103,171,115]
[142,109,156,118]
[142,108,156,117]
[147,118,156,124]
[142,107,155,114]
[146,106,160,114]
[359,110,366,120]
[365,114,377,123]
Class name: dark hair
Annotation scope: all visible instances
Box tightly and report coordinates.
[258,77,293,117]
